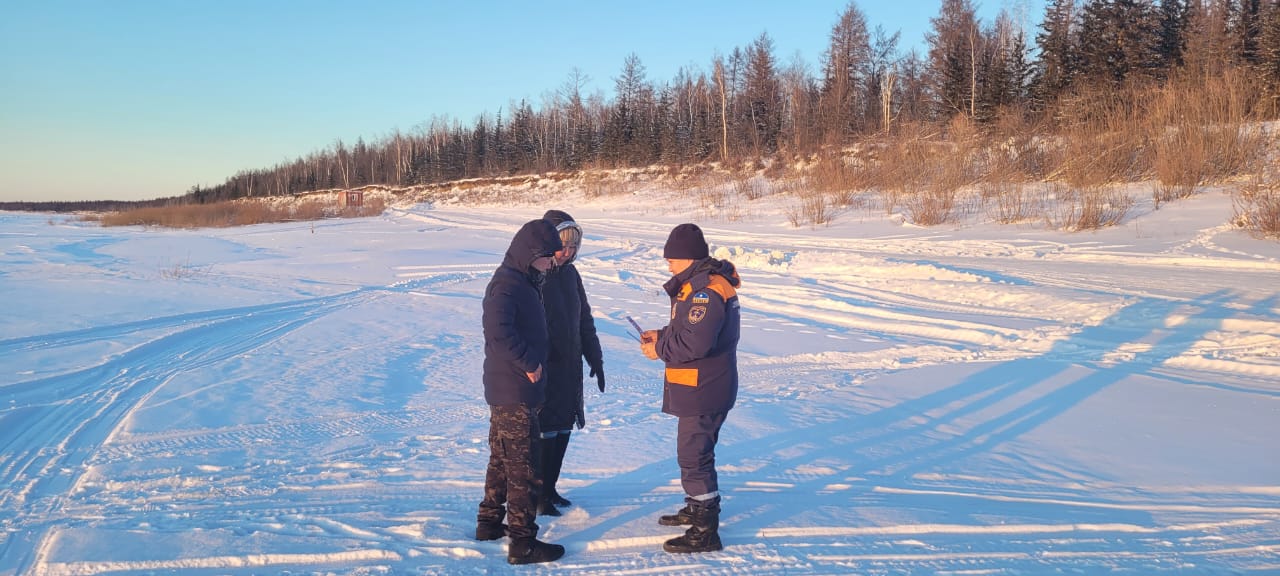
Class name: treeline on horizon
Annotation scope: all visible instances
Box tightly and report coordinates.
[7,0,1280,213]
[0,198,175,213]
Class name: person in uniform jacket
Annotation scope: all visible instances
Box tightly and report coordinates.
[475,219,566,565]
[640,223,741,554]
[535,210,605,516]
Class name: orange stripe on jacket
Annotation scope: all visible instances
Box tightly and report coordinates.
[677,274,738,302]
[666,367,698,387]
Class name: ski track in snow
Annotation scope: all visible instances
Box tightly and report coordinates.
[2,206,1278,574]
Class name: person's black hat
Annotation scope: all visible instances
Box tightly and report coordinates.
[663,223,709,259]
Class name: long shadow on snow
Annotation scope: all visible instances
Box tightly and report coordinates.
[1150,292,1280,399]
[706,290,1247,567]
[569,290,1252,570]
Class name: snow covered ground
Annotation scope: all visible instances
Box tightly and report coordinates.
[1,186,1278,575]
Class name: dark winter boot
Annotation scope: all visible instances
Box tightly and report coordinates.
[547,489,571,508]
[531,438,559,517]
[662,499,722,554]
[536,437,564,515]
[507,537,565,565]
[547,433,572,506]
[658,503,694,526]
[474,521,507,541]
[537,499,562,516]
[476,501,507,541]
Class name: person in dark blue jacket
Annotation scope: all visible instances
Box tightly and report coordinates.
[475,219,566,565]
[535,210,604,516]
[640,223,741,554]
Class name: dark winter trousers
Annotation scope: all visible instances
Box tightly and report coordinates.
[478,404,542,540]
[539,430,571,498]
[676,412,728,501]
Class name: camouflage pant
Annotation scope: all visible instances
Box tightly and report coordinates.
[477,404,542,540]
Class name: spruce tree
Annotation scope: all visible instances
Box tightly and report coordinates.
[821,1,872,140]
[1033,0,1079,107]
[977,11,1032,122]
[1077,0,1163,86]
[926,0,981,118]
[1232,0,1265,65]
[745,32,782,156]
[1256,0,1280,104]
[1156,0,1190,70]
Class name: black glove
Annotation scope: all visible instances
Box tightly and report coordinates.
[589,363,605,392]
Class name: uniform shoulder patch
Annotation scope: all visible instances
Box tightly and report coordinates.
[677,284,693,301]
[692,291,710,304]
[688,305,707,324]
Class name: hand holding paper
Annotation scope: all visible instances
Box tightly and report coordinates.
[627,316,645,336]
[640,330,659,360]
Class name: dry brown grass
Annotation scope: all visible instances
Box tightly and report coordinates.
[1232,170,1280,239]
[888,119,980,226]
[868,124,937,214]
[291,199,330,221]
[981,181,1038,224]
[1057,132,1130,188]
[780,170,838,228]
[809,150,871,193]
[807,150,872,208]
[761,157,788,180]
[731,174,773,200]
[901,185,960,226]
[157,256,206,280]
[720,162,762,202]
[983,112,1053,182]
[95,195,385,228]
[791,194,831,227]
[667,164,720,192]
[1151,130,1211,204]
[1046,184,1133,231]
[665,78,1268,233]
[1049,101,1148,188]
[581,169,643,198]
[1149,71,1271,206]
[580,171,610,198]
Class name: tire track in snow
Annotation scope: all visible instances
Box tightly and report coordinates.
[1,295,355,509]
[96,404,484,462]
[0,272,479,575]
[37,465,1280,575]
[0,301,300,356]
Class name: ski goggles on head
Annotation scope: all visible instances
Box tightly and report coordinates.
[555,221,582,249]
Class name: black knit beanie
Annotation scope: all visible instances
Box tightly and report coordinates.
[663,223,709,259]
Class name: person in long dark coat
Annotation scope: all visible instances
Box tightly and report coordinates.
[535,209,604,516]
[475,219,566,565]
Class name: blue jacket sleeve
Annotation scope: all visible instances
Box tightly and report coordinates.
[657,290,726,364]
[483,283,538,373]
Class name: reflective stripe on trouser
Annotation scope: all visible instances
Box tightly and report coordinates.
[478,404,541,540]
[675,412,728,500]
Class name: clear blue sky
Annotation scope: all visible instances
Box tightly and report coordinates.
[0,0,1045,203]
